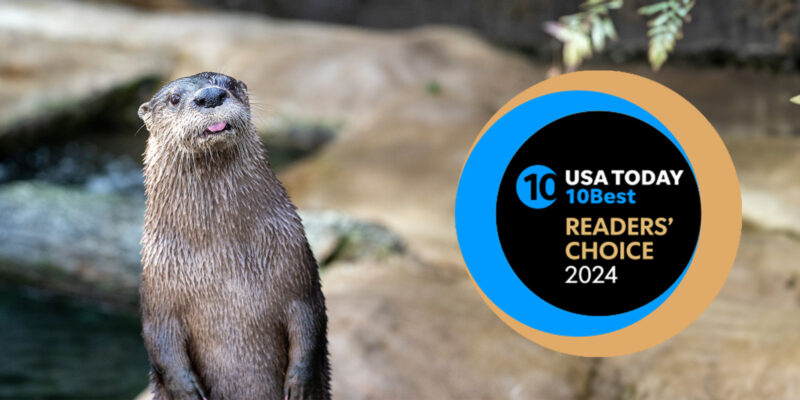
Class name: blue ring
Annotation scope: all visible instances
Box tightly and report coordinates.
[455,90,698,337]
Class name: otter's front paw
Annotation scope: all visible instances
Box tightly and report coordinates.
[164,369,208,400]
[284,368,321,400]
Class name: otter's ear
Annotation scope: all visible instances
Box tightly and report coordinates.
[238,80,248,92]
[138,102,151,122]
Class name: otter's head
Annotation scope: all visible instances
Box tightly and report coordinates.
[138,72,252,153]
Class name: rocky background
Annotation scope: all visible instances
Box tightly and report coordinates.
[1,0,800,399]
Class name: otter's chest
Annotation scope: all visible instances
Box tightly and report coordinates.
[140,233,287,313]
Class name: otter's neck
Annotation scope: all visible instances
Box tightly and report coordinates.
[142,134,295,240]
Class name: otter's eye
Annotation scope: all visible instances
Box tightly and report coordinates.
[168,93,181,106]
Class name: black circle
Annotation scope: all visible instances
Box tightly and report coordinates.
[496,111,701,316]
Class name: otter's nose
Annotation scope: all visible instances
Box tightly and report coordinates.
[193,87,228,109]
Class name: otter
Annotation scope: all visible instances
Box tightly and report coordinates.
[137,72,330,400]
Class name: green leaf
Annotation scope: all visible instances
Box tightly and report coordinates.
[649,12,671,27]
[592,21,606,51]
[791,95,800,105]
[648,24,675,36]
[546,0,624,70]
[649,42,668,71]
[604,18,618,40]
[639,2,669,15]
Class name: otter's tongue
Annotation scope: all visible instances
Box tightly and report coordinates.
[207,122,227,133]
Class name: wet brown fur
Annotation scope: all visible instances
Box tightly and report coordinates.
[138,72,330,400]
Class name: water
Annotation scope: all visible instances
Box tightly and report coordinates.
[0,287,149,399]
[0,129,147,195]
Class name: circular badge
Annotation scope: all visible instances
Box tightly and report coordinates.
[455,71,740,356]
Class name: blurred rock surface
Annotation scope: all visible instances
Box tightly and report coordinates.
[0,33,171,152]
[728,136,800,235]
[0,181,143,307]
[299,210,404,264]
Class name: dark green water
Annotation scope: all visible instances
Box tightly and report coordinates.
[0,287,149,400]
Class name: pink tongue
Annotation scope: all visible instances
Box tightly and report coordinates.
[208,122,227,133]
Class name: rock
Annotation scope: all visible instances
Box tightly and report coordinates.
[0,181,144,308]
[587,299,800,400]
[268,28,541,265]
[322,258,592,400]
[300,210,405,265]
[726,136,800,235]
[282,89,503,266]
[260,115,341,170]
[723,229,800,307]
[331,222,800,400]
[0,0,537,140]
[322,234,800,400]
[0,32,172,152]
[570,217,800,400]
